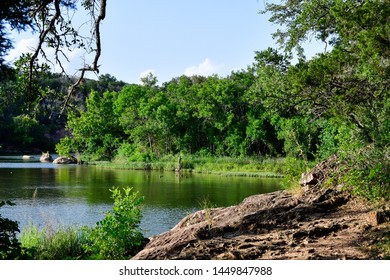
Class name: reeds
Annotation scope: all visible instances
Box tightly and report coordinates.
[20,223,89,260]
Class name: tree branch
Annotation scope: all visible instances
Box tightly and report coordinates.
[60,0,107,116]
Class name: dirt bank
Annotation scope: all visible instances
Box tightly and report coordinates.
[133,157,389,260]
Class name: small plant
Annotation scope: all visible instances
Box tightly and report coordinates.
[199,197,216,230]
[83,187,145,259]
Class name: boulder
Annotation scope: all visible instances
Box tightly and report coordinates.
[22,155,35,160]
[299,172,317,186]
[53,156,78,164]
[368,210,390,226]
[40,152,53,162]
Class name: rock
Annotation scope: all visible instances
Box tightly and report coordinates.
[299,172,317,186]
[53,156,78,164]
[133,186,352,260]
[40,152,53,162]
[299,154,339,187]
[22,155,35,160]
[368,210,390,226]
[132,155,383,260]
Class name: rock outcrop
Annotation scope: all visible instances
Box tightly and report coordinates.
[299,154,339,188]
[133,156,388,260]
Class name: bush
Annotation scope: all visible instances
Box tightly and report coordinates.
[0,201,22,260]
[83,187,145,259]
[339,145,390,201]
[114,142,153,163]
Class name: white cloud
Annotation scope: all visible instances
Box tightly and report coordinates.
[139,69,156,79]
[184,58,225,77]
[5,37,94,74]
[5,38,37,62]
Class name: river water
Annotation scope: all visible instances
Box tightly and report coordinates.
[0,155,282,237]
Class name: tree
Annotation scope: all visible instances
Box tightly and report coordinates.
[1,0,107,114]
[262,0,389,199]
[0,0,32,66]
[56,89,121,160]
[262,0,389,146]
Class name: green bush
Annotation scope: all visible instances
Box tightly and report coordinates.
[340,145,389,201]
[114,142,154,163]
[83,187,145,259]
[280,157,312,190]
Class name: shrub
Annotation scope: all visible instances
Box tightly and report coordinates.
[114,142,153,163]
[339,145,389,201]
[0,201,22,260]
[83,187,145,259]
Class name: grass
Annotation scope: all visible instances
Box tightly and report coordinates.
[198,197,217,230]
[20,223,89,260]
[18,187,145,260]
[94,154,287,178]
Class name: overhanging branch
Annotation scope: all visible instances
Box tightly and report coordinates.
[60,0,107,116]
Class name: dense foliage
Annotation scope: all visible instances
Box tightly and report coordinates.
[0,0,32,66]
[58,0,389,200]
[56,71,286,160]
[261,0,389,200]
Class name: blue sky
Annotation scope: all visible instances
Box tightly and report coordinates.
[6,0,324,84]
[98,0,278,83]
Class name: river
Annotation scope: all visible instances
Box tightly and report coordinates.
[0,155,282,237]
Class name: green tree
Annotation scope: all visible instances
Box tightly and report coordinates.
[263,1,389,146]
[95,74,127,93]
[162,75,201,154]
[263,0,390,199]
[0,0,32,66]
[57,90,122,160]
[1,0,108,115]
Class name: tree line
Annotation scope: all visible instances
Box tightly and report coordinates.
[59,0,389,200]
[0,56,125,151]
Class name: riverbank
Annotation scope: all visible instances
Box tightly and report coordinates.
[90,155,291,178]
[133,157,390,260]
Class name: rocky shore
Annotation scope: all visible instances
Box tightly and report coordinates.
[133,157,389,260]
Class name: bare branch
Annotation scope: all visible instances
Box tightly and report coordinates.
[25,0,107,116]
[28,0,61,110]
[60,0,107,116]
